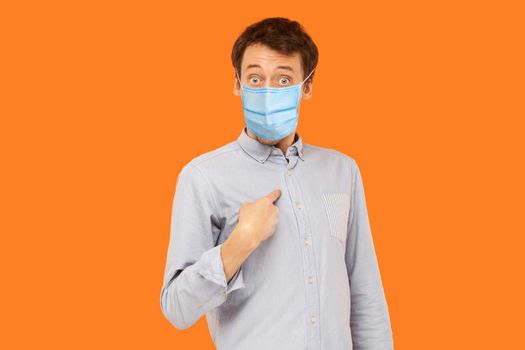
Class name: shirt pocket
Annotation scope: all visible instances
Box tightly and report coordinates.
[321,192,351,243]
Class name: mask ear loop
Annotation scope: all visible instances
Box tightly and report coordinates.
[301,68,316,85]
[235,69,243,91]
[299,68,316,98]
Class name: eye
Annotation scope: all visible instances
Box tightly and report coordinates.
[279,77,290,86]
[249,76,260,85]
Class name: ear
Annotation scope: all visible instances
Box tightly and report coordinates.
[301,81,313,100]
[233,76,241,96]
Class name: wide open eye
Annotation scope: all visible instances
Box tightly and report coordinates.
[249,76,261,85]
[279,77,290,86]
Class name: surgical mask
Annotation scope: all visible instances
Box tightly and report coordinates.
[236,68,315,141]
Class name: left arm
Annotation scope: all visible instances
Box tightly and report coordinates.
[345,158,394,350]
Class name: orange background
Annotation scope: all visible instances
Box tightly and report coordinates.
[1,1,524,349]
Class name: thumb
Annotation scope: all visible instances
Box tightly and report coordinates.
[265,189,281,203]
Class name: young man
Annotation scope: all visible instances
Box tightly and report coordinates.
[160,17,394,350]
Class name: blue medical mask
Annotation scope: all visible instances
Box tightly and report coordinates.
[236,68,316,141]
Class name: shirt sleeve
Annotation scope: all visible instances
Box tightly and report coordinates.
[160,163,246,330]
[345,159,394,350]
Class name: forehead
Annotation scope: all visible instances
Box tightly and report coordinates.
[241,43,302,74]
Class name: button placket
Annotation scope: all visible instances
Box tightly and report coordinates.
[284,163,321,350]
[311,315,316,323]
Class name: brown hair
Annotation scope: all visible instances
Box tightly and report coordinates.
[231,17,319,84]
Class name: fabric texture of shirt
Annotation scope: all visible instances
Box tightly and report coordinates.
[160,127,394,350]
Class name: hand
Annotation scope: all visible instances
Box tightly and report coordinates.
[234,189,282,248]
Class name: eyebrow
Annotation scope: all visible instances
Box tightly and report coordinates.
[245,64,295,73]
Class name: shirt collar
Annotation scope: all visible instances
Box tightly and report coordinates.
[237,127,305,163]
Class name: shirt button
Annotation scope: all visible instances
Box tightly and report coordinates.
[296,202,303,209]
[287,170,292,176]
[308,276,314,284]
[304,239,310,245]
[273,149,279,155]
[311,315,316,323]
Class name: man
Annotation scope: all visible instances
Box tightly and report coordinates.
[160,17,394,350]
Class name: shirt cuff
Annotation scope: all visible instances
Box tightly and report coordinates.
[196,244,246,295]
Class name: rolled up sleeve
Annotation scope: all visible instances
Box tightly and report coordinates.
[345,159,394,350]
[160,163,245,330]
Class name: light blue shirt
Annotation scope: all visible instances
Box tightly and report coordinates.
[160,127,394,350]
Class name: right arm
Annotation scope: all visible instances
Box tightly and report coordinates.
[160,164,251,330]
[221,227,259,283]
[159,163,281,329]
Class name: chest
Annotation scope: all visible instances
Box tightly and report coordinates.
[210,160,354,251]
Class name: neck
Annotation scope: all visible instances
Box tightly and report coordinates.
[246,128,296,155]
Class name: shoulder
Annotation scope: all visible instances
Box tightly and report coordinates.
[303,143,358,171]
[182,140,240,171]
[174,140,241,189]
